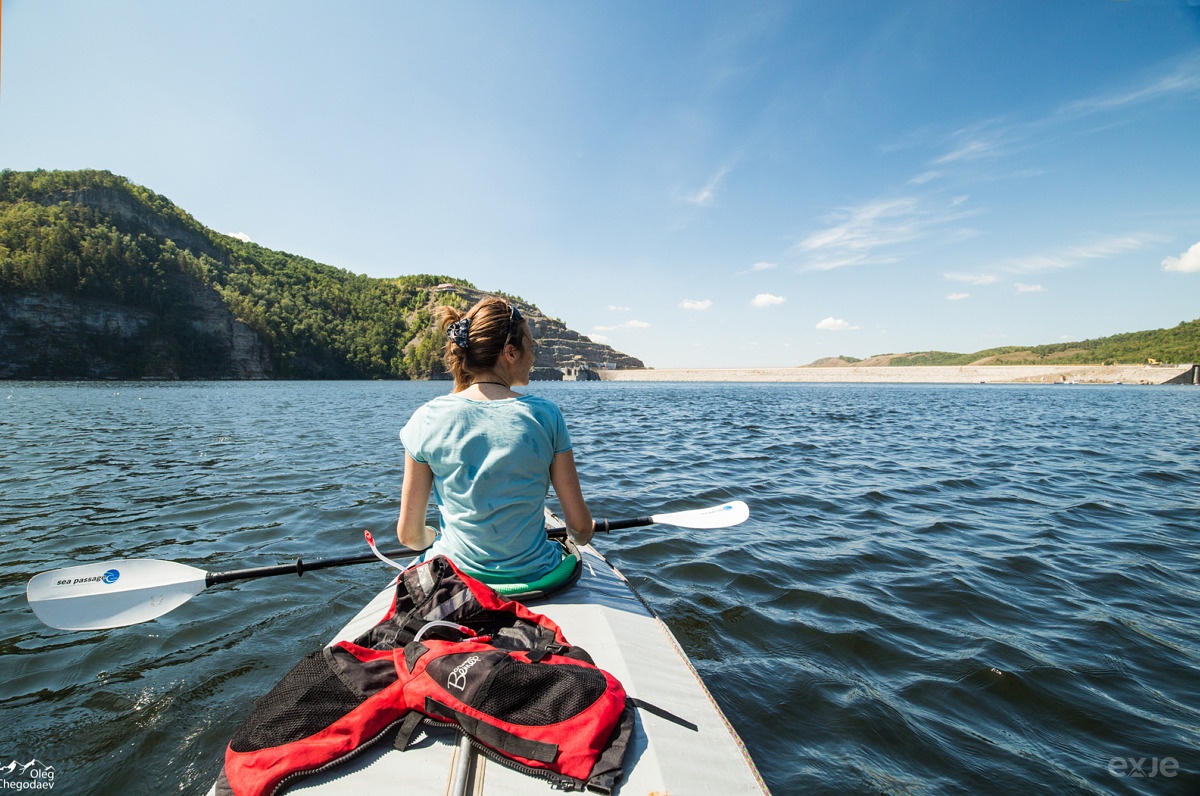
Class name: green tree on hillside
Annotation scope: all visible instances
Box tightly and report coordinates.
[1,169,472,378]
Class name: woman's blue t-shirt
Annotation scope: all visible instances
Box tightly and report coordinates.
[400,393,570,582]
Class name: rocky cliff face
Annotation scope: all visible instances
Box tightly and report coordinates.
[427,284,645,376]
[0,278,273,379]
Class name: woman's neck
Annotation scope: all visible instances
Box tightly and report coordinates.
[456,373,518,398]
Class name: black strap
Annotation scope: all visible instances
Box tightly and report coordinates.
[393,711,426,751]
[424,697,558,763]
[629,697,698,732]
[401,641,429,674]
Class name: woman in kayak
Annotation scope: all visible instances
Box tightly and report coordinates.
[396,296,594,583]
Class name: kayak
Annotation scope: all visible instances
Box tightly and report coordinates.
[208,513,769,795]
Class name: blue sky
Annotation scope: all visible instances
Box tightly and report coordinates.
[3,1,1198,368]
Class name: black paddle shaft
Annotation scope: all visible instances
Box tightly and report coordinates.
[596,516,654,533]
[546,516,654,540]
[207,512,666,584]
[205,550,409,587]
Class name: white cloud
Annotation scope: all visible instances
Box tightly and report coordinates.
[816,317,859,331]
[947,292,971,301]
[750,293,785,307]
[679,298,713,311]
[593,320,651,332]
[229,231,253,242]
[608,305,632,312]
[1162,241,1200,273]
[750,261,777,272]
[589,333,610,344]
[944,272,1000,286]
[1014,282,1045,293]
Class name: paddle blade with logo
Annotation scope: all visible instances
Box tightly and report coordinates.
[595,500,751,532]
[652,500,749,529]
[26,559,209,631]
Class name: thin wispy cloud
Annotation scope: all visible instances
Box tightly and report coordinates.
[228,231,253,242]
[934,120,1018,166]
[750,293,785,307]
[815,317,859,331]
[947,292,970,301]
[683,165,732,207]
[945,234,1158,292]
[909,170,944,186]
[679,298,713,310]
[927,57,1200,170]
[736,261,779,276]
[794,196,978,271]
[1063,55,1200,116]
[1000,233,1160,274]
[1162,241,1200,273]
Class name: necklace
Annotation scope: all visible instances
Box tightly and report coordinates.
[472,381,510,388]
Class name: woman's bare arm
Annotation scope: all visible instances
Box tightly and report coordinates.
[397,452,437,550]
[550,449,593,545]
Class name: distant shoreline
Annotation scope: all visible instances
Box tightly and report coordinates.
[598,364,1198,385]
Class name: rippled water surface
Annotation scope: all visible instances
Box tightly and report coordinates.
[2,381,1198,794]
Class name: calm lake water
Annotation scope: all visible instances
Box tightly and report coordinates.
[2,381,1198,795]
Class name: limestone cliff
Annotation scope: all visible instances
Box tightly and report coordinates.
[426,284,644,377]
[0,277,273,379]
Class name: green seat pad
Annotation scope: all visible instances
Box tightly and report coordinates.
[485,549,581,598]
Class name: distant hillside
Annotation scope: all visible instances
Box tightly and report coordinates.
[0,169,642,380]
[808,320,1200,368]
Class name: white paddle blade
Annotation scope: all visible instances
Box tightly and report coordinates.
[652,500,750,529]
[27,559,209,630]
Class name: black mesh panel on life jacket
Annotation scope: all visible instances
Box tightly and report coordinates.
[230,651,361,753]
[473,658,609,726]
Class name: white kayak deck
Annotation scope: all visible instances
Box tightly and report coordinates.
[272,542,768,795]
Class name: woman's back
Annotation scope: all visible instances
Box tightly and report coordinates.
[401,392,569,582]
[395,296,593,582]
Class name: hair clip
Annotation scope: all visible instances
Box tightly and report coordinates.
[447,317,471,349]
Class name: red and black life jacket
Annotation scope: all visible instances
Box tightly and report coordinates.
[213,555,637,796]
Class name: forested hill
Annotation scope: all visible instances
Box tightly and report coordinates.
[0,169,643,380]
[813,319,1200,368]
